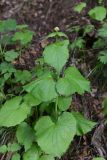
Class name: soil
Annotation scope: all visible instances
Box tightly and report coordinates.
[0,0,107,160]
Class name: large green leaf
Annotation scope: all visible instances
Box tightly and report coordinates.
[24,76,57,102]
[16,122,35,151]
[43,40,69,73]
[56,66,90,96]
[35,112,76,157]
[23,145,39,160]
[65,67,90,94]
[88,6,106,21]
[72,112,96,136]
[0,96,30,127]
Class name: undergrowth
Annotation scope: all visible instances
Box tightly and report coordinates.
[0,1,107,160]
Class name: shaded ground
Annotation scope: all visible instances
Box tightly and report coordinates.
[0,0,107,160]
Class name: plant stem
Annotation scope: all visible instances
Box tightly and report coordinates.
[55,97,58,120]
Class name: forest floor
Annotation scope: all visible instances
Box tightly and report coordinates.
[0,0,107,160]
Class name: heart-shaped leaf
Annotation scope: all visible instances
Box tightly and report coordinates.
[0,96,30,127]
[43,40,69,73]
[35,112,76,157]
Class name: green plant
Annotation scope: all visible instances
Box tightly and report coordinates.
[73,2,107,83]
[0,19,34,103]
[0,19,34,46]
[0,28,96,159]
[90,23,107,81]
[87,5,107,65]
[94,23,107,65]
[88,6,107,21]
[74,1,107,21]
[98,50,107,64]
